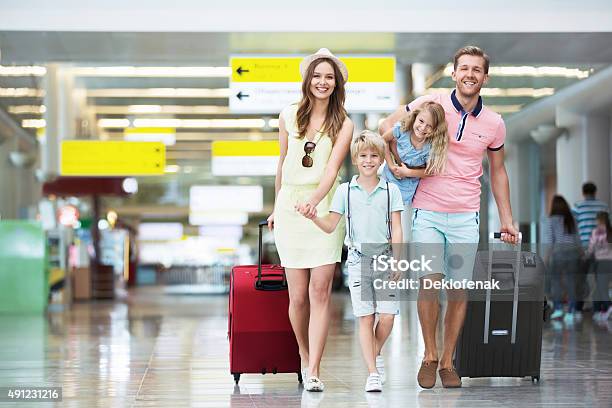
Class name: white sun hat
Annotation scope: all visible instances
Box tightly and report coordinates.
[299,48,348,83]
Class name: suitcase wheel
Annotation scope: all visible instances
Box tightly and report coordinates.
[298,372,303,384]
[531,376,540,384]
[233,373,241,384]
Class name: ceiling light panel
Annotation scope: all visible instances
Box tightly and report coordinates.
[442,64,590,78]
[104,132,278,141]
[0,66,47,76]
[487,105,523,114]
[71,66,231,78]
[0,88,44,97]
[97,118,131,128]
[86,88,230,98]
[8,105,46,114]
[22,119,46,128]
[93,105,230,115]
[131,118,266,129]
[424,87,555,98]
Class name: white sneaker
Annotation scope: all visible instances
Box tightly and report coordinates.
[365,373,383,392]
[375,355,385,384]
[593,312,603,322]
[301,367,309,383]
[304,376,324,392]
[550,309,564,320]
[564,312,574,324]
[574,311,583,322]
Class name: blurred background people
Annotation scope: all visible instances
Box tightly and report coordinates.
[588,212,612,322]
[573,182,610,315]
[544,195,582,322]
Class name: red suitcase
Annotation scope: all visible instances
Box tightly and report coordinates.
[228,221,302,384]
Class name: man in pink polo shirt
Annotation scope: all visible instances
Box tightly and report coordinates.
[380,46,519,389]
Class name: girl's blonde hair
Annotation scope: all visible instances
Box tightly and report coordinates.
[296,58,347,144]
[400,101,448,175]
[350,130,385,162]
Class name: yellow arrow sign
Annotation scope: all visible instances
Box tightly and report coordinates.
[231,56,395,83]
[61,141,166,176]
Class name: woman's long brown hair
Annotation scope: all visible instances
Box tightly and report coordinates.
[550,195,577,234]
[296,58,347,144]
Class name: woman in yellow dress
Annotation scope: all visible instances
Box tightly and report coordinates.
[267,48,353,392]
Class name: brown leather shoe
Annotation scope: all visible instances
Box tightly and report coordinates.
[417,360,438,389]
[439,367,462,388]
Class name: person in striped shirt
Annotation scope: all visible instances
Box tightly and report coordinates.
[572,182,609,315]
[573,182,610,246]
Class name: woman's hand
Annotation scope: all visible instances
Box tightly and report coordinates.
[266,213,274,231]
[295,200,318,219]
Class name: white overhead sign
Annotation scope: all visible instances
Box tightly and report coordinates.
[189,186,263,213]
[199,225,244,241]
[138,223,184,241]
[211,141,279,176]
[189,211,249,226]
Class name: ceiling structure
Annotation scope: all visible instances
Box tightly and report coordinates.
[2,32,612,65]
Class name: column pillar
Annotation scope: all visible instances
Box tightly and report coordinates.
[41,64,75,181]
[581,114,611,206]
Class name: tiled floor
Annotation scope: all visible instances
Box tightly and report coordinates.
[0,286,611,407]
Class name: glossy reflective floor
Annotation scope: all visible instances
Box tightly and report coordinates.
[0,286,611,407]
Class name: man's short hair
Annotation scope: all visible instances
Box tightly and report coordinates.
[453,46,490,74]
[582,182,597,196]
[350,130,385,162]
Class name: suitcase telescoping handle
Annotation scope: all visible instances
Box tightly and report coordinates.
[484,232,522,345]
[256,221,288,291]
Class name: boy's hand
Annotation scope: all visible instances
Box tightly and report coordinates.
[390,270,402,282]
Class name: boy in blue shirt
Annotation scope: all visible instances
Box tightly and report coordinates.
[299,130,404,392]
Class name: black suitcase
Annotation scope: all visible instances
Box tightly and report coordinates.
[454,233,546,383]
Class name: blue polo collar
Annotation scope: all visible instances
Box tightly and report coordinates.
[451,89,483,117]
[350,175,388,191]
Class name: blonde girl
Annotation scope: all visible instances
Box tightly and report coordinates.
[381,101,448,238]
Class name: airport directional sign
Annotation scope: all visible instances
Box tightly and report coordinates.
[229,55,397,113]
[61,141,166,176]
[211,140,279,176]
